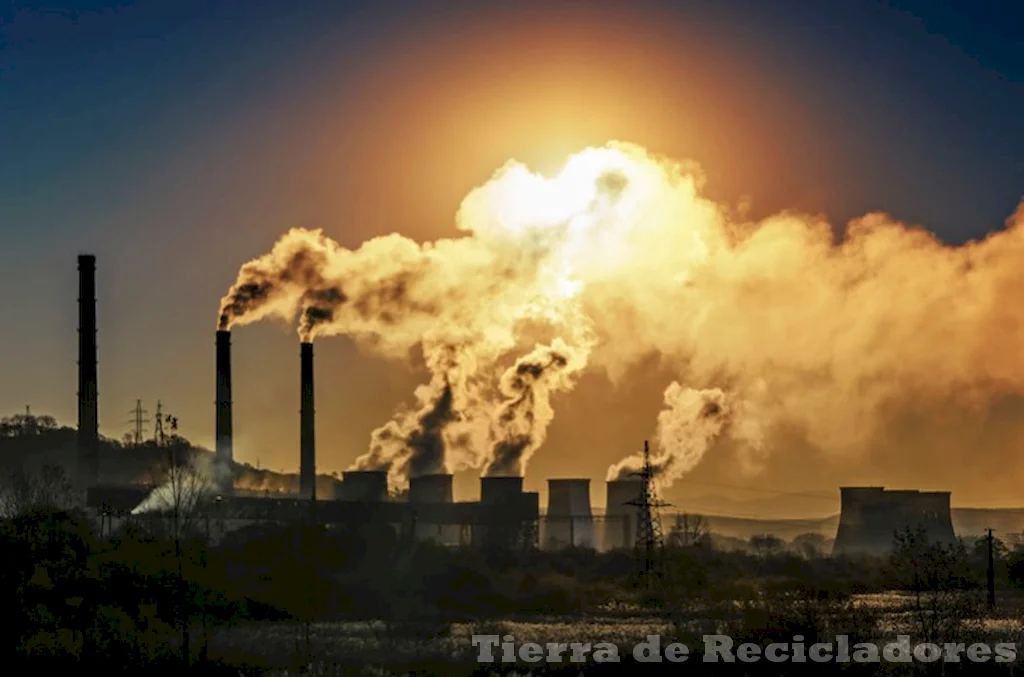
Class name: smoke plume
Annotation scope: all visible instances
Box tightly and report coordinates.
[219,142,1024,492]
[352,340,482,489]
[607,383,734,488]
[484,338,590,476]
[132,451,229,515]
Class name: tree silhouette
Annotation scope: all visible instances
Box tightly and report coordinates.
[0,464,75,519]
[666,513,710,548]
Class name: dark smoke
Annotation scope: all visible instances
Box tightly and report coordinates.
[406,379,459,478]
[483,341,585,477]
[218,243,330,330]
[299,286,347,339]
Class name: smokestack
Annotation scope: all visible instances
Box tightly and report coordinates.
[300,342,315,500]
[604,479,642,551]
[544,479,595,549]
[77,254,99,487]
[215,330,233,491]
[340,470,388,501]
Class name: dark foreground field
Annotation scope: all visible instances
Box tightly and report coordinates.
[5,492,1024,675]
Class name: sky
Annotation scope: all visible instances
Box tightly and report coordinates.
[1,0,1022,513]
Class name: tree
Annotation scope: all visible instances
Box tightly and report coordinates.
[142,439,215,665]
[888,527,982,646]
[0,463,75,519]
[1007,551,1024,589]
[970,533,1009,574]
[749,534,785,558]
[666,513,711,548]
[0,411,57,437]
[0,507,92,659]
[792,532,828,559]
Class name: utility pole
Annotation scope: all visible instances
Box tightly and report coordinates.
[126,400,150,446]
[987,528,996,610]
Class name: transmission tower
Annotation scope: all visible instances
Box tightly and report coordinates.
[626,440,670,587]
[125,400,150,446]
[154,400,166,445]
[155,402,179,447]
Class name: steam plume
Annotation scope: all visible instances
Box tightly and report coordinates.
[607,383,735,488]
[219,142,1024,492]
[132,451,229,515]
[352,341,484,489]
[484,338,590,476]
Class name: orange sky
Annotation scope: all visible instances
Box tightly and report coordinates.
[3,3,1023,515]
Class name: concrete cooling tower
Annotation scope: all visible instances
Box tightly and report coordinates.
[476,476,538,549]
[543,479,595,549]
[340,471,388,502]
[603,479,643,550]
[832,487,957,555]
[408,473,457,544]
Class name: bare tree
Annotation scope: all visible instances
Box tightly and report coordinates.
[142,438,214,664]
[889,527,984,645]
[0,463,75,518]
[666,513,711,548]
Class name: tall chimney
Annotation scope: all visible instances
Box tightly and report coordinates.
[300,341,316,500]
[215,330,233,491]
[77,254,99,487]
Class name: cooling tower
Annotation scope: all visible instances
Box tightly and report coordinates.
[604,479,643,550]
[917,491,957,544]
[833,487,957,555]
[340,470,388,502]
[544,479,595,549]
[299,342,315,500]
[480,475,524,504]
[77,254,99,488]
[409,473,454,504]
[409,473,456,544]
[214,330,233,493]
[477,476,534,549]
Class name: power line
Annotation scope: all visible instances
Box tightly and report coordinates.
[666,506,838,521]
[671,481,839,501]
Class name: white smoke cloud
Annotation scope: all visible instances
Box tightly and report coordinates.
[217,142,1024,492]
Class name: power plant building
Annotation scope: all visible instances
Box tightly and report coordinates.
[832,486,957,555]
